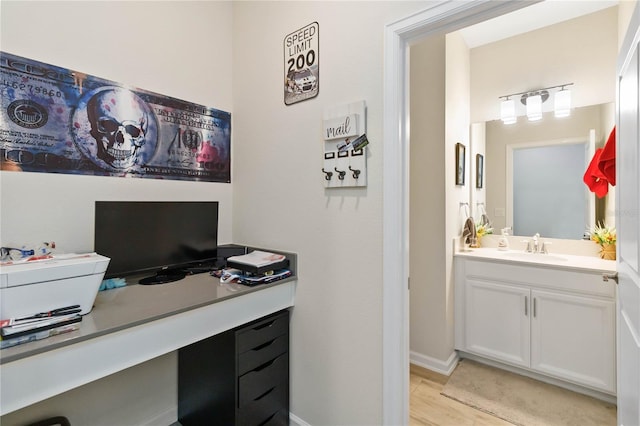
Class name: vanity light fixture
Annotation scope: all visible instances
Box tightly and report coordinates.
[500,98,517,124]
[554,86,572,118]
[498,83,574,124]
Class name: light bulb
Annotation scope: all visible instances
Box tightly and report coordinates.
[554,89,571,118]
[500,99,516,124]
[526,94,542,121]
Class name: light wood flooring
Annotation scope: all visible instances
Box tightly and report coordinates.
[410,364,514,426]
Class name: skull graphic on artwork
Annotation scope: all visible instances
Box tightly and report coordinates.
[86,88,148,169]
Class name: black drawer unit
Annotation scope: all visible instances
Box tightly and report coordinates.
[236,310,289,426]
[178,309,289,426]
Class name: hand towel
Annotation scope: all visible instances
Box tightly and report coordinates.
[598,127,616,186]
[462,217,476,244]
[583,148,609,198]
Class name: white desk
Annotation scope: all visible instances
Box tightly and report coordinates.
[0,271,296,416]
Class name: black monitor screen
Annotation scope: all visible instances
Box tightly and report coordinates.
[95,201,219,283]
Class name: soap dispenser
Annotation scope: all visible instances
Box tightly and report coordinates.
[498,228,510,251]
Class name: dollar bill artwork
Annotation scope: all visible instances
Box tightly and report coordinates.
[0,52,231,182]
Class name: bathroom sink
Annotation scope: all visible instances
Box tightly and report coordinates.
[502,252,568,262]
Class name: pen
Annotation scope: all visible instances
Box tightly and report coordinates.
[0,305,82,328]
[14,305,81,321]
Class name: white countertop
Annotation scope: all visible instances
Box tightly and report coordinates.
[455,247,616,273]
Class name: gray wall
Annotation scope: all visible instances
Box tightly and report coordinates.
[409,35,448,362]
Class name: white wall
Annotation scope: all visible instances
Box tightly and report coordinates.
[0,1,235,253]
[1,2,233,425]
[469,6,618,124]
[2,353,177,426]
[231,2,430,424]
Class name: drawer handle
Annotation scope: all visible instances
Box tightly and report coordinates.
[253,338,277,352]
[254,357,277,372]
[258,412,277,426]
[254,386,276,402]
[253,320,277,331]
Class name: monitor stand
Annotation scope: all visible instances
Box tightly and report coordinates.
[181,260,220,275]
[139,269,187,285]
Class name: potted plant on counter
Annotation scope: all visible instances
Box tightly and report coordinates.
[591,223,617,260]
[473,223,493,248]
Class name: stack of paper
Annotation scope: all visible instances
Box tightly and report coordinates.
[226,250,289,274]
[0,305,82,349]
[226,250,286,267]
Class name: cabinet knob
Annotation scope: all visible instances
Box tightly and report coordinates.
[602,272,618,284]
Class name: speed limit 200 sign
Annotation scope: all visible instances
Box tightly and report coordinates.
[284,22,319,105]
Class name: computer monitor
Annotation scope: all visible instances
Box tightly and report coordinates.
[95,201,219,285]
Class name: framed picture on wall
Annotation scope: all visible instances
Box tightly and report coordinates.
[476,154,484,188]
[455,143,466,186]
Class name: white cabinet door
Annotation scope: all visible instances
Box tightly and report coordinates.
[531,290,616,393]
[465,280,530,368]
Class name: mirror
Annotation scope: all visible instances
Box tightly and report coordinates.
[480,102,615,239]
[464,4,617,240]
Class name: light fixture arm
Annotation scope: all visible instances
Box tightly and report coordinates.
[499,83,574,124]
[498,82,574,101]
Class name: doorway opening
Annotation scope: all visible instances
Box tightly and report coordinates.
[382,1,596,423]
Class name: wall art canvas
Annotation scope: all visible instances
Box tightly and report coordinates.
[0,52,231,182]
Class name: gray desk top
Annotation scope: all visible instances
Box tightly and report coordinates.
[0,249,296,365]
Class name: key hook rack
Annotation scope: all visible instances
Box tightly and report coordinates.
[322,168,333,181]
[322,101,367,188]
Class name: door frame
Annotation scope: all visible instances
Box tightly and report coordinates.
[382,1,540,423]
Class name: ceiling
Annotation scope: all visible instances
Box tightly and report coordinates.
[459,0,619,48]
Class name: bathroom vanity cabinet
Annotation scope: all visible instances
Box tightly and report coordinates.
[454,253,616,395]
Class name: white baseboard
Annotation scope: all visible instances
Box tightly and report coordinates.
[410,350,459,376]
[290,412,311,426]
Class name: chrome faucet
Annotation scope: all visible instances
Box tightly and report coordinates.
[532,233,540,253]
[523,233,542,253]
[540,240,551,254]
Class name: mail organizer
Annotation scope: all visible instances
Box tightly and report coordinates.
[322,101,368,188]
[178,309,290,426]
